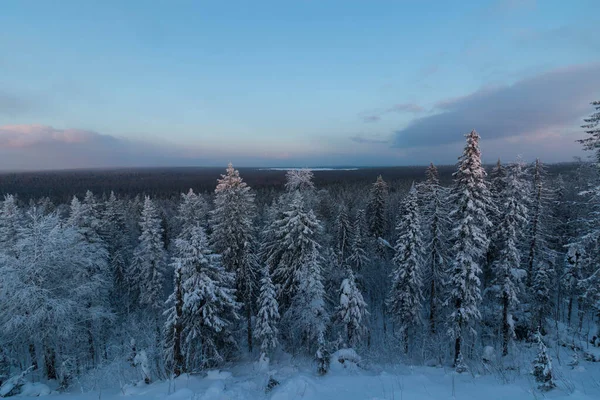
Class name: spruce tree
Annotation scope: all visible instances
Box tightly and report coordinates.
[266,191,322,311]
[0,194,21,257]
[493,162,528,356]
[418,163,449,334]
[367,175,388,240]
[255,265,280,361]
[578,100,600,166]
[447,130,492,368]
[132,196,166,313]
[179,225,240,369]
[387,184,423,354]
[348,208,369,274]
[210,163,258,352]
[337,267,368,348]
[532,331,556,391]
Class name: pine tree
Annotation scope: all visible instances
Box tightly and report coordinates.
[255,265,280,360]
[336,268,368,348]
[132,196,166,313]
[367,175,388,240]
[447,130,492,368]
[578,100,600,166]
[180,225,240,369]
[493,162,528,356]
[418,163,449,334]
[210,163,258,352]
[387,184,423,354]
[532,331,556,391]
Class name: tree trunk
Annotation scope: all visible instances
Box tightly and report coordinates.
[430,279,436,334]
[173,276,185,377]
[44,346,57,380]
[567,297,573,327]
[502,293,509,356]
[29,344,38,371]
[246,303,253,353]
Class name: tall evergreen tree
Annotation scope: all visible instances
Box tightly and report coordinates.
[388,184,423,354]
[334,204,352,263]
[0,194,21,257]
[418,163,449,334]
[367,175,388,240]
[348,208,369,274]
[493,162,528,356]
[266,191,322,312]
[447,130,492,368]
[132,196,167,313]
[254,265,280,361]
[336,268,368,348]
[178,225,240,369]
[578,100,600,166]
[210,163,258,352]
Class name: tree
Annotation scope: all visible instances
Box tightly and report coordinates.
[254,265,280,360]
[210,163,258,352]
[282,241,328,353]
[132,196,166,313]
[0,194,21,257]
[485,159,507,288]
[266,191,322,311]
[492,162,528,356]
[285,169,315,193]
[348,209,369,274]
[0,208,112,380]
[526,159,553,288]
[102,191,131,313]
[180,226,240,369]
[578,100,600,166]
[447,130,493,368]
[418,163,449,334]
[367,175,388,241]
[334,204,352,263]
[178,189,208,233]
[532,331,556,391]
[164,260,185,377]
[387,184,423,354]
[336,268,368,348]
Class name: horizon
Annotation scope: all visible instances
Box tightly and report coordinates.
[1,1,599,169]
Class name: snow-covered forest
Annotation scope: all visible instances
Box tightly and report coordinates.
[0,102,600,399]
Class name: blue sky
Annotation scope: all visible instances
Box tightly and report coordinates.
[0,0,599,169]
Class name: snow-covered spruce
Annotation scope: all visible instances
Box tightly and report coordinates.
[210,163,258,352]
[387,183,424,354]
[447,130,493,369]
[336,268,368,348]
[532,330,556,391]
[254,265,280,362]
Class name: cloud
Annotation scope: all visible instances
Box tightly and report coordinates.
[0,91,34,116]
[350,135,389,145]
[392,64,600,148]
[361,102,424,123]
[0,125,112,148]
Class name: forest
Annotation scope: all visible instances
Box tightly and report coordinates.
[0,101,599,397]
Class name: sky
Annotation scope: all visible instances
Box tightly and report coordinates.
[0,0,599,170]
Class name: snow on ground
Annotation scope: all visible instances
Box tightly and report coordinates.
[13,355,600,400]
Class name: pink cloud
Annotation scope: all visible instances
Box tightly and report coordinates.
[0,124,102,148]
